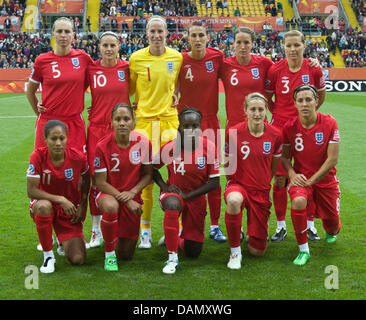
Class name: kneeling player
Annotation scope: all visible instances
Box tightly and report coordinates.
[153,107,220,274]
[282,85,341,266]
[27,120,90,273]
[224,93,283,269]
[94,103,153,271]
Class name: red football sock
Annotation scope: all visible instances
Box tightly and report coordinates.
[35,214,53,252]
[208,186,222,226]
[101,211,118,252]
[89,186,101,216]
[291,208,308,245]
[164,210,180,253]
[225,211,242,248]
[273,185,288,221]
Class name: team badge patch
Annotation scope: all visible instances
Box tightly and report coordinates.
[131,150,141,164]
[251,68,260,80]
[71,58,80,69]
[315,132,324,145]
[302,74,310,84]
[117,70,125,81]
[167,62,174,74]
[263,142,271,155]
[205,61,214,73]
[64,168,74,181]
[197,156,206,169]
[94,157,100,168]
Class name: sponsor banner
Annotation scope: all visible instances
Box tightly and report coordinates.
[296,0,337,14]
[41,0,85,14]
[104,16,284,32]
[0,16,21,32]
[325,80,366,92]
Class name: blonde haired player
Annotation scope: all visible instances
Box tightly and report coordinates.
[129,16,183,249]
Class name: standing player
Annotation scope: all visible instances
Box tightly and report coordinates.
[153,108,220,274]
[94,103,153,271]
[27,120,90,273]
[265,30,326,242]
[282,85,341,266]
[129,16,183,249]
[177,21,226,242]
[224,93,282,269]
[220,27,274,130]
[26,17,93,152]
[86,31,130,248]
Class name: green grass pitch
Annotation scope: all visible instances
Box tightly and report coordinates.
[0,92,365,300]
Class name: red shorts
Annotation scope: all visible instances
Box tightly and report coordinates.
[29,200,85,244]
[159,192,207,243]
[35,113,86,153]
[288,183,341,231]
[224,183,272,244]
[86,122,112,175]
[96,192,143,241]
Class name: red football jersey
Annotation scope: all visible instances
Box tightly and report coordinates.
[27,147,89,206]
[265,58,326,124]
[87,59,130,125]
[94,131,152,192]
[221,54,273,128]
[178,48,224,117]
[154,137,220,194]
[283,113,340,187]
[30,49,93,117]
[225,122,283,191]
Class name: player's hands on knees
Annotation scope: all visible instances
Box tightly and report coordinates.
[126,199,143,215]
[167,184,182,196]
[71,205,84,224]
[116,190,136,203]
[37,101,46,113]
[58,197,77,216]
[289,173,308,187]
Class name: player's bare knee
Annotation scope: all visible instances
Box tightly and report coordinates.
[291,196,307,210]
[34,200,52,216]
[274,175,287,188]
[68,253,86,265]
[163,195,182,212]
[226,192,243,212]
[184,240,202,258]
[248,245,265,257]
[100,199,119,213]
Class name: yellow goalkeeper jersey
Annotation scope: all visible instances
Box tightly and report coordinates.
[129,46,183,118]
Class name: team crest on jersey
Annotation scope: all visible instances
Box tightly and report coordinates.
[94,157,100,168]
[197,156,206,169]
[263,142,271,155]
[131,150,141,164]
[64,168,74,181]
[71,58,80,69]
[251,68,260,80]
[315,132,324,145]
[167,62,174,74]
[27,164,35,175]
[302,74,310,84]
[205,61,214,73]
[117,70,126,81]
